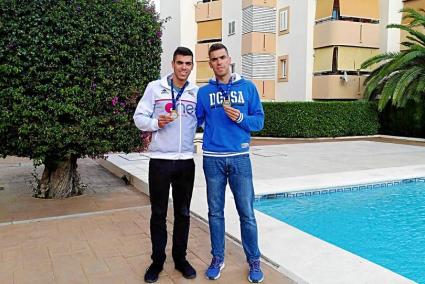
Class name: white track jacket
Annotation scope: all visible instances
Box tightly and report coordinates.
[133,74,198,159]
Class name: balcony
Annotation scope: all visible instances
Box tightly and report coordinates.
[312,75,366,99]
[314,21,380,49]
[195,0,221,23]
[242,32,276,55]
[242,0,276,9]
[315,0,379,21]
[195,42,221,61]
[197,20,222,42]
[313,46,379,73]
[253,80,275,100]
[196,61,214,83]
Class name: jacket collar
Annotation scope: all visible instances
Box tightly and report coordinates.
[160,73,197,91]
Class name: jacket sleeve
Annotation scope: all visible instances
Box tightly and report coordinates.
[236,84,264,132]
[133,82,160,132]
[196,91,206,128]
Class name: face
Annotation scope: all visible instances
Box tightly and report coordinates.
[209,48,231,77]
[172,55,193,82]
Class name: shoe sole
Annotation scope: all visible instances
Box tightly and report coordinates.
[206,263,225,280]
[248,275,264,283]
[183,274,197,280]
[175,267,197,279]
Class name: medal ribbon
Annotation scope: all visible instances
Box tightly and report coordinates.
[216,77,233,101]
[171,79,188,110]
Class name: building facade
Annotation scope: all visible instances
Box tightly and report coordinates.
[159,0,421,101]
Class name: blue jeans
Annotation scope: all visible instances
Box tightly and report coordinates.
[203,154,261,262]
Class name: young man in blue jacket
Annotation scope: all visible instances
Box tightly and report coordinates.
[134,47,198,283]
[196,43,265,283]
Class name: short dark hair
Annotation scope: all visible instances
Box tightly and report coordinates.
[173,46,193,62]
[208,43,229,57]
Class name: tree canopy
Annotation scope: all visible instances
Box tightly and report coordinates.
[0,0,163,198]
[0,0,162,164]
[362,8,425,111]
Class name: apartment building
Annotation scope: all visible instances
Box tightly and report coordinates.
[159,0,419,102]
[401,0,425,45]
[312,0,381,100]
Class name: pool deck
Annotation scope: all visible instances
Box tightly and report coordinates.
[100,137,425,284]
[0,158,292,284]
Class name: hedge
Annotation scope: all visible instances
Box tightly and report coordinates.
[254,101,379,138]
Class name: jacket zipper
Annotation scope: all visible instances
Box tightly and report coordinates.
[178,93,182,156]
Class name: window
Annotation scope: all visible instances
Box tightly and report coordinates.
[278,55,289,82]
[279,7,290,35]
[228,21,235,36]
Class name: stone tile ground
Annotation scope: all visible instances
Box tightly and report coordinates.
[0,158,150,223]
[0,157,293,284]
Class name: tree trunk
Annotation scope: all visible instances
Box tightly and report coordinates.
[35,156,83,199]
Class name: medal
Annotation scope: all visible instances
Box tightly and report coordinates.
[217,77,233,107]
[170,78,188,119]
[170,109,178,120]
[222,98,231,107]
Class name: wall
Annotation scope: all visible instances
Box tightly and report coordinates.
[222,0,243,74]
[276,0,315,101]
[380,0,403,53]
[160,0,198,83]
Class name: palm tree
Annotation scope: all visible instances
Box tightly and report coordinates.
[361,8,425,111]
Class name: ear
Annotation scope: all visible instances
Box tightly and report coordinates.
[209,60,213,69]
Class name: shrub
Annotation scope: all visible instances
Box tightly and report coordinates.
[379,99,425,138]
[255,101,379,138]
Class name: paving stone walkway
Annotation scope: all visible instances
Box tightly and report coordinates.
[0,157,293,284]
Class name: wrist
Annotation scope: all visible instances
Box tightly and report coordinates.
[236,113,243,123]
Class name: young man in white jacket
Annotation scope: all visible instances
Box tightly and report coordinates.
[133,47,198,283]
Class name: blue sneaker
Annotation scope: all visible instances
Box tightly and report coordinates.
[205,256,225,280]
[248,259,264,283]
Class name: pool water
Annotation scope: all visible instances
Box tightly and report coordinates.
[254,179,425,283]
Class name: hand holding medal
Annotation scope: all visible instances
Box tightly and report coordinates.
[223,105,241,122]
[217,77,233,108]
[158,114,174,128]
[217,77,240,121]
[170,109,178,120]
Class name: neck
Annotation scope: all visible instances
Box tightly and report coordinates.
[216,72,232,84]
[172,74,186,89]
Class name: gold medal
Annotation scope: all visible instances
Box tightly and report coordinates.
[222,98,231,107]
[170,109,178,120]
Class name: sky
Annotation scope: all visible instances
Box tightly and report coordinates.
[152,0,160,12]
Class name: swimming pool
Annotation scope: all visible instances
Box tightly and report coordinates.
[254,178,425,283]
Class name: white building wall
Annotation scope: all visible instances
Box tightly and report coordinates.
[179,1,197,83]
[222,0,242,74]
[160,0,197,82]
[160,0,180,77]
[304,0,316,102]
[380,0,403,53]
[276,0,315,101]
